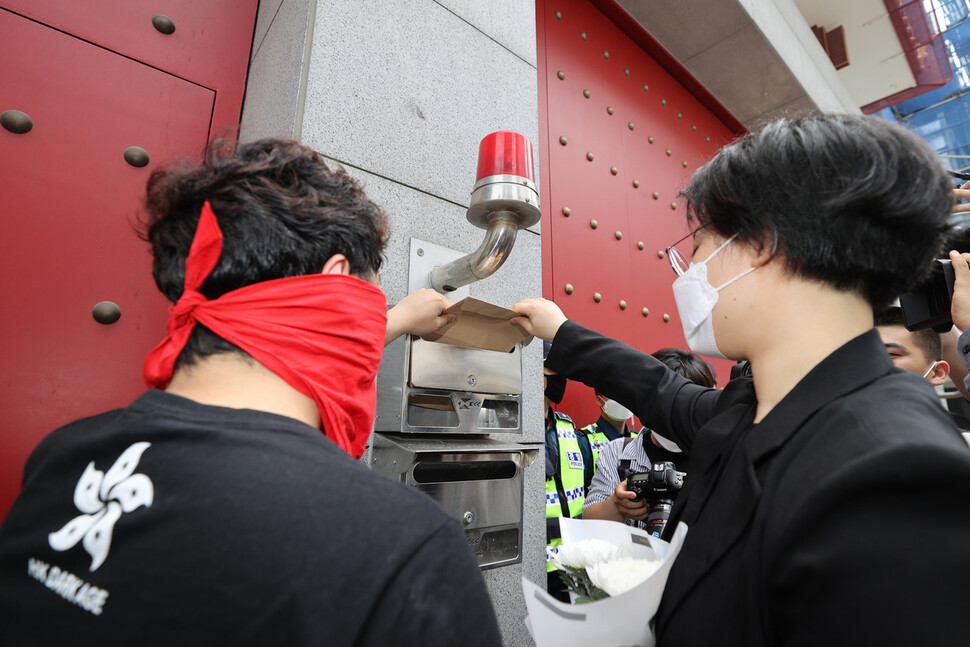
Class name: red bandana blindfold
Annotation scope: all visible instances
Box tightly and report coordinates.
[143,201,387,459]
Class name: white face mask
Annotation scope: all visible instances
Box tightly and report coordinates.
[601,399,633,422]
[650,431,683,453]
[671,235,757,360]
[921,360,939,380]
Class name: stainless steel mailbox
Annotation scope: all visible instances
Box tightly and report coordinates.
[375,334,523,434]
[370,434,532,569]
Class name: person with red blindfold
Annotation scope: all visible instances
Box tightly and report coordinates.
[0,138,500,646]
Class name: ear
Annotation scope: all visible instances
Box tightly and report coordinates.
[321,254,351,276]
[594,394,607,408]
[747,234,776,269]
[929,360,950,387]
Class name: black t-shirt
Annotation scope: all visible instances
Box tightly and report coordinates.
[0,390,501,646]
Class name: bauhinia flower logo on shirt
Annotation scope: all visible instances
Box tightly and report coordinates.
[48,442,154,571]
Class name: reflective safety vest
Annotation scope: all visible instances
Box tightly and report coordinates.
[546,415,585,572]
[584,423,638,474]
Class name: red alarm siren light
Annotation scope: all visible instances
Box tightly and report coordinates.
[475,131,535,183]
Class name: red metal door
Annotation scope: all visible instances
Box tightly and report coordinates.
[0,2,254,518]
[537,0,744,426]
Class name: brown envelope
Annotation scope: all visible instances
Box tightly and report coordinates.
[420,297,534,352]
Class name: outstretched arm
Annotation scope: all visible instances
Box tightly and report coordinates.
[385,289,455,346]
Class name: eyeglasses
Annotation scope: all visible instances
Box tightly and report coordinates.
[665,227,701,277]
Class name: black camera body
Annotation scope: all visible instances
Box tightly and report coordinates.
[623,461,685,538]
[899,174,970,332]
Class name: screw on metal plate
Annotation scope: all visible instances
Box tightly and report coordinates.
[663,313,670,322]
[463,511,475,525]
[614,231,622,240]
[642,308,649,317]
[652,192,659,200]
[586,152,594,161]
[658,250,665,259]
[560,136,568,146]
[619,300,627,310]
[632,180,640,188]
[580,31,587,40]
[590,219,598,229]
[562,207,571,217]
[637,241,644,250]
[467,375,477,387]
[643,84,649,92]
[417,248,424,256]
[565,283,574,295]
[593,292,602,303]
[1,110,33,134]
[648,136,654,144]
[607,106,614,115]
[557,70,565,80]
[583,89,591,98]
[610,166,618,175]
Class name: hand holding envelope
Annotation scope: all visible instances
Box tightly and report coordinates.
[421,297,534,352]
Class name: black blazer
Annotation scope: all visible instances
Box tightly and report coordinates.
[546,322,970,646]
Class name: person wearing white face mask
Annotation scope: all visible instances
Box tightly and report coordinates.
[512,114,970,647]
[581,391,638,473]
[583,349,715,532]
[874,306,970,433]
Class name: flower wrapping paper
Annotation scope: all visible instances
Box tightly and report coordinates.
[522,519,689,647]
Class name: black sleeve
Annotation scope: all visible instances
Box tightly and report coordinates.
[354,519,502,647]
[546,320,721,454]
[767,443,970,646]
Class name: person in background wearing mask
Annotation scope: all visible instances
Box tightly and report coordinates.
[0,139,501,646]
[582,390,638,476]
[512,114,970,646]
[543,340,588,602]
[874,306,970,433]
[583,349,715,531]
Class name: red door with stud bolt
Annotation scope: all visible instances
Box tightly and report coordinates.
[0,2,256,519]
[537,0,745,426]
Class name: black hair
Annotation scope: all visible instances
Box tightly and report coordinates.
[141,138,390,367]
[680,114,953,310]
[651,348,717,387]
[874,306,943,362]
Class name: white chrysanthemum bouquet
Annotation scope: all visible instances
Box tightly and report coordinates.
[522,519,688,647]
[554,538,663,602]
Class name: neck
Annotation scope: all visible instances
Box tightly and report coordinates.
[745,281,872,423]
[165,353,320,428]
[602,415,627,432]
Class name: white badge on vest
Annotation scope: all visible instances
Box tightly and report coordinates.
[566,450,583,470]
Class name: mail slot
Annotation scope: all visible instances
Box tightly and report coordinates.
[375,334,523,434]
[370,434,532,569]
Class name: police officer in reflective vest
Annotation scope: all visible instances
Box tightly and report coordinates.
[582,390,638,474]
[543,341,592,602]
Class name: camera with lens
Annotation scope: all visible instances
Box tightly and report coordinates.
[899,173,970,333]
[622,461,685,538]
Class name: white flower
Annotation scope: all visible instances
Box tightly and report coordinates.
[586,557,662,597]
[554,538,624,569]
